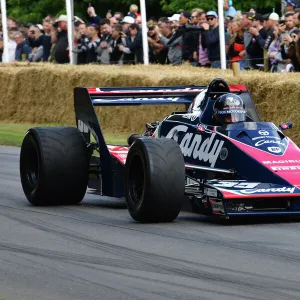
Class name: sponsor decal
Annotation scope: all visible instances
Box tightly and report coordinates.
[255,139,285,147]
[263,160,300,164]
[220,148,228,160]
[271,166,300,171]
[78,120,89,133]
[209,197,224,214]
[206,188,218,197]
[166,125,224,167]
[240,187,295,194]
[182,114,199,122]
[252,136,281,141]
[218,110,245,114]
[268,146,281,153]
[258,130,269,136]
[281,123,289,129]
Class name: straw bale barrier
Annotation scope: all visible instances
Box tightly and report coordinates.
[0,63,300,144]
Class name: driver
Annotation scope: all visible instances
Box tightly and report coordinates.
[213,93,246,125]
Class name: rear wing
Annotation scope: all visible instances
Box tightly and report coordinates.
[78,85,248,107]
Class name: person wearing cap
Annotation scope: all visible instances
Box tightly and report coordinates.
[158,18,183,65]
[168,14,180,30]
[247,13,267,68]
[262,12,279,50]
[50,15,69,63]
[121,16,135,34]
[285,0,296,12]
[202,11,222,68]
[224,0,237,20]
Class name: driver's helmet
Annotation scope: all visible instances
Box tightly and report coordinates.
[213,93,246,125]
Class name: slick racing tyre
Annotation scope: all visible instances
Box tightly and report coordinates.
[20,127,89,205]
[125,138,185,222]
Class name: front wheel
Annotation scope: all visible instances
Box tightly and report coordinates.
[125,138,185,222]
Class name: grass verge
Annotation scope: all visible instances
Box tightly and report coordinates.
[0,123,128,147]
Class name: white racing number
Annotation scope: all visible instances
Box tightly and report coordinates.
[213,182,260,189]
[78,120,89,133]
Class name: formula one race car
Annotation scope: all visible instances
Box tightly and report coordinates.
[20,78,300,222]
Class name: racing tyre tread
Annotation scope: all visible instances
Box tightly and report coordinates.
[125,138,185,222]
[20,127,89,206]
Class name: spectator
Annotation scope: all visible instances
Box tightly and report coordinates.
[224,0,237,20]
[97,19,112,64]
[7,18,17,30]
[109,24,124,64]
[147,22,166,64]
[267,25,289,72]
[168,14,180,30]
[121,16,135,35]
[6,28,17,62]
[247,13,265,69]
[51,15,69,64]
[284,29,300,70]
[228,19,245,69]
[76,23,88,64]
[78,24,101,64]
[263,12,279,50]
[121,23,143,63]
[293,10,300,27]
[194,12,210,67]
[285,0,296,12]
[158,16,182,65]
[285,12,296,32]
[113,12,124,23]
[14,31,31,61]
[87,6,101,25]
[191,9,204,26]
[28,26,44,62]
[129,4,141,24]
[202,11,221,68]
[27,20,52,62]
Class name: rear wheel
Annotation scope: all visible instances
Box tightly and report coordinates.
[125,138,185,222]
[20,127,89,205]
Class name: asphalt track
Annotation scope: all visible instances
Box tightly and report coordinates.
[1,145,300,300]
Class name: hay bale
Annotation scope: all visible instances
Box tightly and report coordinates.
[0,63,299,144]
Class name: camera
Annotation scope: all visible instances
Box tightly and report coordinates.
[53,22,59,28]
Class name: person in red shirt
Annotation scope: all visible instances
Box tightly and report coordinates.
[228,19,246,69]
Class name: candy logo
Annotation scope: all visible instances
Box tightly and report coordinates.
[166,125,224,167]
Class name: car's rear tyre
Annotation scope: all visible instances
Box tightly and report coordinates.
[20,127,89,206]
[125,138,185,222]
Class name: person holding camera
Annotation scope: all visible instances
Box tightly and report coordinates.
[108,24,124,64]
[147,22,166,64]
[27,20,52,62]
[51,15,69,64]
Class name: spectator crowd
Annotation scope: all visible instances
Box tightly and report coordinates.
[1,0,300,72]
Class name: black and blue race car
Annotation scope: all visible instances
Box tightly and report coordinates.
[20,78,300,222]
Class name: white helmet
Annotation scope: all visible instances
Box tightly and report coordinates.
[188,89,207,113]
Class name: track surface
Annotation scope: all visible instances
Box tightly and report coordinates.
[1,146,300,300]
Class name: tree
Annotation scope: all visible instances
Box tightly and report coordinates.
[160,0,280,13]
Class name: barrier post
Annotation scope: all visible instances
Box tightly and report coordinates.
[232,61,240,77]
[264,49,269,72]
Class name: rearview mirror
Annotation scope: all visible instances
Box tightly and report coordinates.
[279,122,292,130]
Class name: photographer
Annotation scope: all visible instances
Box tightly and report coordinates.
[147,22,166,64]
[97,19,112,64]
[27,20,52,62]
[109,24,124,64]
[51,15,69,64]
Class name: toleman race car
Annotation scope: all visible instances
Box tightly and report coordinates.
[20,78,300,222]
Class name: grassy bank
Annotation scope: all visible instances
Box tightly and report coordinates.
[0,123,128,147]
